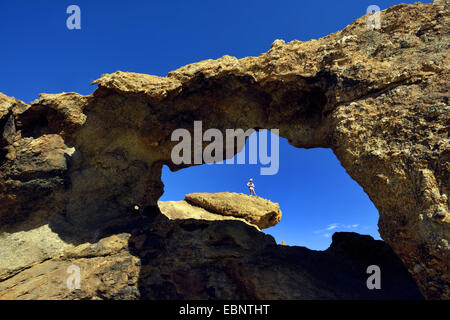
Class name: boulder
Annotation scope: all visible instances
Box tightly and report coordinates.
[159,192,281,230]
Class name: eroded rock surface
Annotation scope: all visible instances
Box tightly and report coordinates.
[0,0,449,299]
[0,213,423,300]
[159,192,282,230]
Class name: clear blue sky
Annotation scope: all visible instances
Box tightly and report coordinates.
[0,0,431,249]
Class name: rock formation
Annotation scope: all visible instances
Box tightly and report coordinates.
[0,214,423,299]
[0,0,448,299]
[159,192,282,230]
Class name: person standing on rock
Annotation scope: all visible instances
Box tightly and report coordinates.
[247,178,256,196]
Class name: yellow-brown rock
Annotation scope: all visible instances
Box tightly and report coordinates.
[181,192,281,229]
[0,0,448,299]
[158,197,266,229]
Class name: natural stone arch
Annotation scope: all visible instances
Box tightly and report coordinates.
[0,0,448,299]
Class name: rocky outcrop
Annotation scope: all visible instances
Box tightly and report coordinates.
[0,0,449,299]
[0,212,423,299]
[159,192,282,230]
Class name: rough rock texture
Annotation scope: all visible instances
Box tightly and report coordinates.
[159,199,258,227]
[160,192,282,230]
[0,214,423,300]
[0,0,449,299]
[158,195,280,231]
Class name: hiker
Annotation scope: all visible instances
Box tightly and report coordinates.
[247,178,256,196]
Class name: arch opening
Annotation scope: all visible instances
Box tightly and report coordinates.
[159,130,381,250]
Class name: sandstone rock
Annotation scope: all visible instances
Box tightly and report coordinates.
[183,192,281,229]
[159,192,281,230]
[159,199,261,229]
[0,0,449,299]
[0,214,423,299]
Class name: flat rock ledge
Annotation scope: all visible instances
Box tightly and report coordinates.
[158,192,282,230]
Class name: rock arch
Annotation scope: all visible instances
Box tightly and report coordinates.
[0,0,448,299]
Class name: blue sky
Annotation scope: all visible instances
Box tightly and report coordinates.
[0,0,431,249]
[162,131,381,250]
